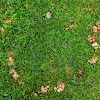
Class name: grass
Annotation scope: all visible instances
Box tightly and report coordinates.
[0,0,100,99]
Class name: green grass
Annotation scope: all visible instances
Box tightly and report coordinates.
[0,0,100,99]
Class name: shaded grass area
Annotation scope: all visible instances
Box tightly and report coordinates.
[0,0,100,99]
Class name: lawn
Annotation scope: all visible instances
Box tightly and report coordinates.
[0,0,100,100]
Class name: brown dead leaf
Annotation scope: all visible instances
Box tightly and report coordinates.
[13,72,20,80]
[96,21,100,29]
[92,42,99,47]
[9,69,20,80]
[92,26,97,33]
[94,46,100,51]
[6,56,14,62]
[58,81,65,90]
[87,35,96,42]
[41,85,49,93]
[41,86,47,93]
[77,69,84,76]
[69,25,72,29]
[4,19,13,24]
[65,27,69,30]
[3,19,13,27]
[38,85,49,93]
[54,81,65,93]
[19,82,24,85]
[46,12,51,18]
[8,6,11,8]
[68,25,74,29]
[6,56,15,66]
[6,61,14,66]
[54,87,57,92]
[9,69,16,74]
[65,25,73,30]
[93,9,97,12]
[9,49,15,56]
[92,42,100,51]
[6,50,15,66]
[2,19,14,34]
[87,57,98,63]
